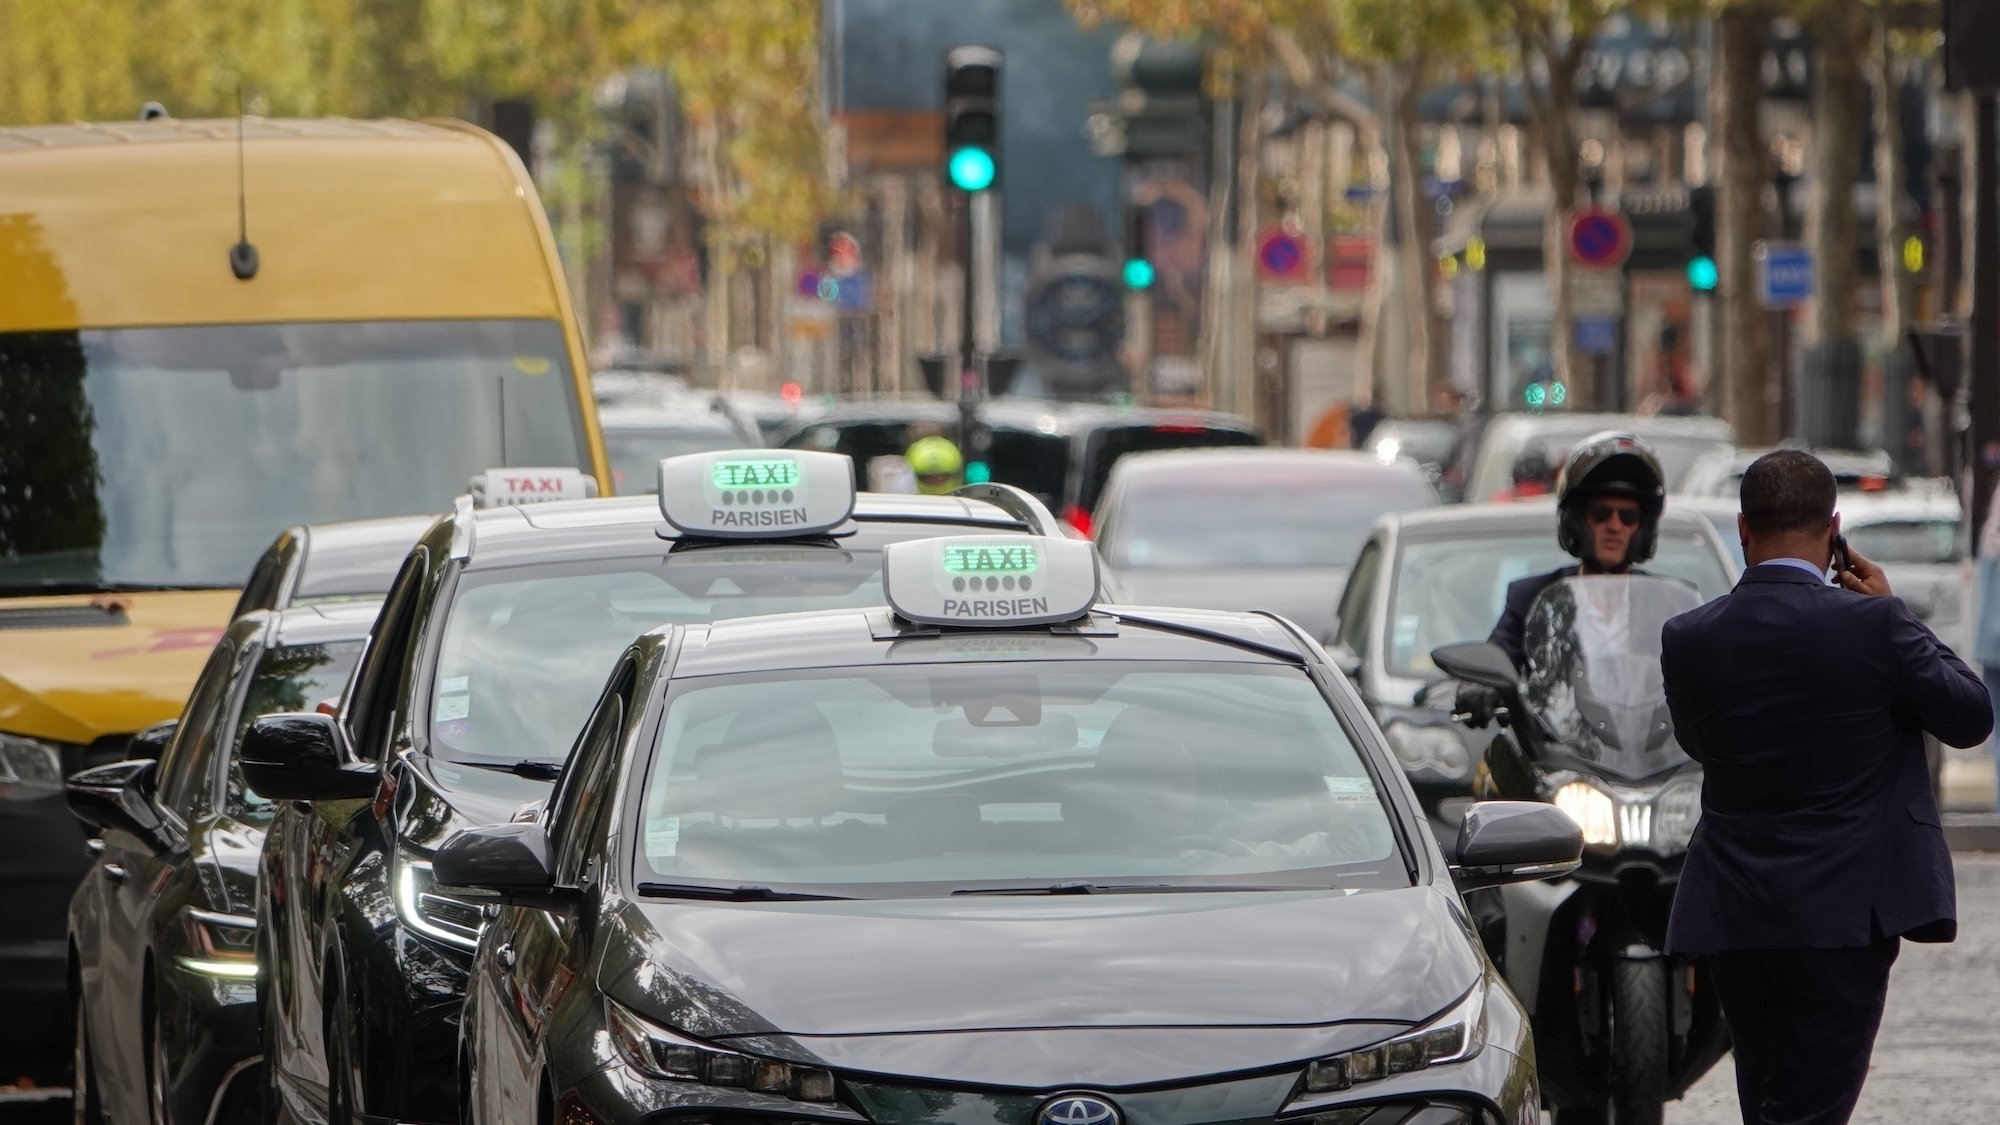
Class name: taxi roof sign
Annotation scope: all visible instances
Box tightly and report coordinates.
[883,535,1098,628]
[658,449,854,540]
[468,468,597,509]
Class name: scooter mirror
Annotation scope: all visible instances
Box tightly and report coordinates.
[1429,641,1519,692]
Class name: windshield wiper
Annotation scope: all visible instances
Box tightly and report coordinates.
[445,758,564,781]
[637,882,849,902]
[949,881,1308,896]
[19,581,236,595]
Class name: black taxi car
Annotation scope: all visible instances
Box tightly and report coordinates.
[229,513,435,620]
[241,455,1080,1125]
[439,533,1583,1125]
[65,599,380,1125]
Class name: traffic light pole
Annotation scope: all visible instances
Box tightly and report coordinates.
[958,191,979,454]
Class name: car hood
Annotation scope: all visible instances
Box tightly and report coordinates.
[0,591,238,744]
[602,884,1478,1086]
[1113,568,1343,639]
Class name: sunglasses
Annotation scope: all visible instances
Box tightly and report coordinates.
[1586,504,1640,528]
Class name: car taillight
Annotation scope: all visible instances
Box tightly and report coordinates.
[1062,505,1094,537]
[1152,423,1209,435]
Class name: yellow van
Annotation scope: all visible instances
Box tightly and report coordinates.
[0,115,609,1076]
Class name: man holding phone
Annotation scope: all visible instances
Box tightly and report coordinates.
[1659,450,1991,1125]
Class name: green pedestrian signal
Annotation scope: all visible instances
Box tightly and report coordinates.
[1122,258,1155,290]
[1688,255,1718,293]
[948,146,997,192]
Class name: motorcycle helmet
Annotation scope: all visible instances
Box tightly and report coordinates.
[906,435,965,495]
[1509,442,1559,495]
[1555,431,1667,565]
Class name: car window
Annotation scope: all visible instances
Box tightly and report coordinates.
[1382,531,1733,679]
[155,641,243,818]
[222,640,368,823]
[1335,540,1384,654]
[636,662,1406,896]
[345,550,428,760]
[550,666,634,886]
[1101,471,1434,570]
[1844,519,1958,565]
[231,543,290,620]
[784,420,1068,505]
[604,427,744,494]
[1078,425,1259,512]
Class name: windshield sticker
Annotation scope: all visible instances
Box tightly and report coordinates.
[435,695,470,722]
[645,817,681,859]
[440,675,469,693]
[1392,614,1419,649]
[1325,776,1377,805]
[512,356,553,376]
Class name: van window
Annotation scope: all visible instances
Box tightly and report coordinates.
[0,319,585,592]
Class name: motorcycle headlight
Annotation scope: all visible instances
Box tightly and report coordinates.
[607,997,837,1102]
[1383,720,1470,778]
[1299,981,1486,1094]
[394,853,484,951]
[1653,776,1703,853]
[178,907,259,979]
[0,733,64,798]
[1552,780,1619,848]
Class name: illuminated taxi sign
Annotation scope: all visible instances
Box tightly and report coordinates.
[883,535,1098,627]
[658,449,854,539]
[468,468,597,509]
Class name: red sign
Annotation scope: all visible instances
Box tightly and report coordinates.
[1256,229,1310,282]
[828,232,862,278]
[1329,236,1372,291]
[1566,207,1632,269]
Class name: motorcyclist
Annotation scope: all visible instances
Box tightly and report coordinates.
[906,435,966,495]
[1492,441,1559,502]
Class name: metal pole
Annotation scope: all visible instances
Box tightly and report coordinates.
[1969,93,1999,536]
[958,191,978,452]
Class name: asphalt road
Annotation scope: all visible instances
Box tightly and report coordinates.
[1665,852,2000,1124]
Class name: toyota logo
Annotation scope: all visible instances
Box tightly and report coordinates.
[1037,1095,1121,1125]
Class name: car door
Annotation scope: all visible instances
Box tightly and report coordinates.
[97,639,237,1114]
[486,664,634,1118]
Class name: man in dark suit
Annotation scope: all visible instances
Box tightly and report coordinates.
[1660,449,1990,1125]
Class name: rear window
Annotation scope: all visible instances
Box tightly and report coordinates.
[783,419,1069,506]
[1079,425,1259,512]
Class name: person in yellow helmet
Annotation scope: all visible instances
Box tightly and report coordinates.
[906,435,965,495]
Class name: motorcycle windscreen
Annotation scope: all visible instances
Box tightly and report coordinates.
[1522,574,1704,781]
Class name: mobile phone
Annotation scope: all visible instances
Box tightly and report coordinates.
[1832,534,1852,575]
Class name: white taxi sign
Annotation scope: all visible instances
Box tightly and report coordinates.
[468,468,597,509]
[883,535,1098,628]
[657,449,854,539]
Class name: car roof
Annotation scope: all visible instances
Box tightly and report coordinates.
[663,602,1310,679]
[1382,498,1716,541]
[266,598,386,648]
[1482,412,1735,441]
[1108,447,1426,481]
[453,491,1046,569]
[294,514,434,600]
[595,404,745,433]
[778,397,1258,436]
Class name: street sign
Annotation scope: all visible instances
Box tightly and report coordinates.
[1566,206,1632,270]
[835,269,873,311]
[1568,269,1626,318]
[827,231,862,277]
[1575,316,1618,356]
[1256,229,1308,282]
[1755,241,1813,308]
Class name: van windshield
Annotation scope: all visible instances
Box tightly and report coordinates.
[0,319,586,592]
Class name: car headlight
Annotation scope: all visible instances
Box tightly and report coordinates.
[607,997,837,1102]
[0,733,64,798]
[177,907,259,979]
[1552,780,1619,848]
[394,853,484,951]
[1383,721,1470,778]
[1652,776,1702,852]
[1299,981,1486,1094]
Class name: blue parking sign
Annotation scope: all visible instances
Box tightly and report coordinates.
[1756,242,1813,309]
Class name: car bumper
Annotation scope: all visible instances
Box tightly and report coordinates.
[0,789,92,1078]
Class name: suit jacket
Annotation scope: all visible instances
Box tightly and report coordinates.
[1660,563,1991,954]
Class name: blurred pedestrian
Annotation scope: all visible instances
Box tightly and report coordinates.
[1659,450,1992,1125]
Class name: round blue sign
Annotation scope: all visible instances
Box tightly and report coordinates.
[1566,208,1631,269]
[1258,231,1305,277]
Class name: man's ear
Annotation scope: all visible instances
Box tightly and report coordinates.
[1736,513,1749,548]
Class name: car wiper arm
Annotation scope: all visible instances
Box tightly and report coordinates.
[445,758,564,781]
[636,882,849,902]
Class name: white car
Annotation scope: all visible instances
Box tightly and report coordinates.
[1466,412,1735,504]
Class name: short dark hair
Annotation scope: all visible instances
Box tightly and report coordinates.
[1740,450,1836,535]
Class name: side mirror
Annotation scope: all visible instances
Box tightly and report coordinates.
[125,720,178,762]
[240,713,378,802]
[433,823,575,910]
[66,760,175,853]
[1429,642,1520,692]
[1450,801,1582,891]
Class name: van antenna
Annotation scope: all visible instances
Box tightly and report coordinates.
[229,86,260,280]
[498,376,509,466]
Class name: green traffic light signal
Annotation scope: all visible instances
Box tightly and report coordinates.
[948,146,996,192]
[1688,255,1718,292]
[1122,258,1156,290]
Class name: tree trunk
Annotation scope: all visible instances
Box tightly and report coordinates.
[1714,5,1776,443]
[1353,73,1393,408]
[1871,20,1914,342]
[1390,61,1435,414]
[1805,5,1867,349]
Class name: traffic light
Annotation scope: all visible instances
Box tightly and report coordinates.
[1687,185,1717,293]
[1122,208,1154,290]
[944,47,1001,192]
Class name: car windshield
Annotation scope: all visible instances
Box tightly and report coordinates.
[1383,531,1734,678]
[783,419,1069,506]
[226,639,366,823]
[634,661,1406,896]
[1104,471,1435,570]
[1080,425,1260,512]
[604,427,744,494]
[0,320,584,592]
[431,545,922,763]
[1844,519,1958,565]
